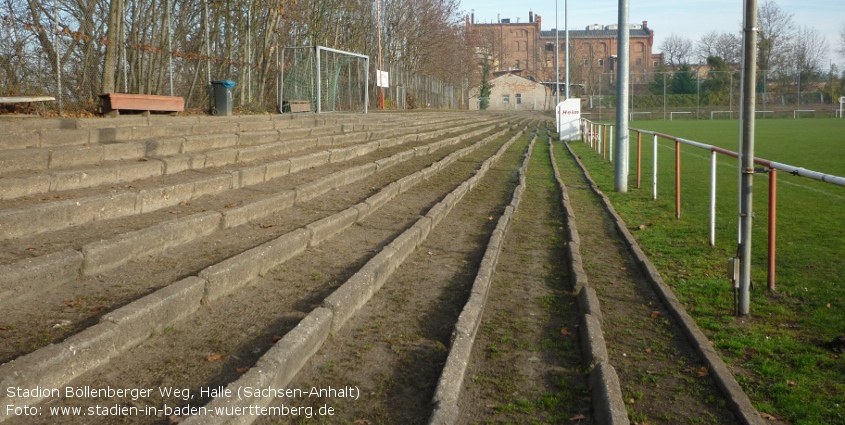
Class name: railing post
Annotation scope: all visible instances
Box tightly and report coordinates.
[710,150,717,246]
[637,131,642,188]
[609,126,614,163]
[675,140,681,219]
[652,134,658,200]
[603,125,608,160]
[768,168,777,290]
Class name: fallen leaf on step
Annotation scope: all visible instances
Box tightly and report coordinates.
[561,327,570,336]
[695,367,709,377]
[569,413,586,421]
[237,367,249,374]
[206,353,225,362]
[271,335,282,342]
[224,203,238,208]
[650,311,661,318]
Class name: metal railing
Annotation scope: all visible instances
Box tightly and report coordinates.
[580,118,845,290]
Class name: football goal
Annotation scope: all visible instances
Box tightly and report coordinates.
[280,46,369,114]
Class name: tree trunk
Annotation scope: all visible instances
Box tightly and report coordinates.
[101,0,121,94]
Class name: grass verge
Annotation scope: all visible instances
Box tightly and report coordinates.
[568,118,845,425]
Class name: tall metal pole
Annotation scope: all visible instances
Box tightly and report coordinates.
[738,0,759,316]
[614,0,630,192]
[555,0,559,106]
[565,0,569,99]
[377,0,384,109]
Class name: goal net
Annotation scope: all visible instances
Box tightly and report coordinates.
[280,46,369,114]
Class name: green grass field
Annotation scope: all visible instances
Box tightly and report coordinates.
[567,118,845,424]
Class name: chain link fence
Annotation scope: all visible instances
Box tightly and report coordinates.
[1,1,464,116]
[580,70,842,121]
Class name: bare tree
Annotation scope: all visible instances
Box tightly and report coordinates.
[839,22,845,60]
[697,31,719,63]
[697,31,741,65]
[790,26,829,73]
[658,34,693,69]
[757,0,794,72]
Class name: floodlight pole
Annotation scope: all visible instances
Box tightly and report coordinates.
[565,0,569,99]
[737,0,759,316]
[376,0,384,110]
[555,0,559,106]
[614,0,630,193]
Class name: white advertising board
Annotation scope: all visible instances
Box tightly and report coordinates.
[377,70,389,88]
[556,99,581,141]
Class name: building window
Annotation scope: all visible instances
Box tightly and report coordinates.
[653,60,659,68]
[502,94,510,104]
[515,60,520,69]
[546,43,554,52]
[516,93,522,104]
[599,59,604,67]
[515,41,521,52]
[636,58,643,66]
[584,59,589,66]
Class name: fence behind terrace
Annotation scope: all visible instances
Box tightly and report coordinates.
[0,1,461,115]
[581,70,842,121]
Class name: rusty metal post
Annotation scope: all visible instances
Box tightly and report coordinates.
[768,168,777,290]
[603,125,608,160]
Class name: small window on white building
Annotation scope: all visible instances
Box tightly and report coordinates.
[516,93,522,104]
[502,94,510,104]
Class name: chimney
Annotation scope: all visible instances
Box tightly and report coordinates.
[642,21,648,28]
[536,15,542,29]
[471,12,475,24]
[529,11,534,23]
[497,13,500,23]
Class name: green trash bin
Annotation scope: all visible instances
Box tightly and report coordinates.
[210,80,236,116]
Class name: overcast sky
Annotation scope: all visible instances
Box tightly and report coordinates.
[458,0,845,68]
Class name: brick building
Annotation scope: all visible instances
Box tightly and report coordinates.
[469,11,664,96]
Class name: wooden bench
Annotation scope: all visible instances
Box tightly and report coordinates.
[0,96,56,116]
[98,93,184,117]
[0,96,56,104]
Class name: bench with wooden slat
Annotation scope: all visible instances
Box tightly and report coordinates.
[0,96,56,104]
[98,93,185,117]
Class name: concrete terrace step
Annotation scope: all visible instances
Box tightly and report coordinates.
[0,111,484,150]
[0,120,512,304]
[0,113,469,174]
[0,116,485,200]
[0,118,526,419]
[0,119,503,242]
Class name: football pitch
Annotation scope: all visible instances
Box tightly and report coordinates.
[569,117,845,424]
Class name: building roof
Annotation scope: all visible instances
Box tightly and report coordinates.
[539,28,652,39]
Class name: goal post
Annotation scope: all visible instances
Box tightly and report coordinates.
[280,46,369,114]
